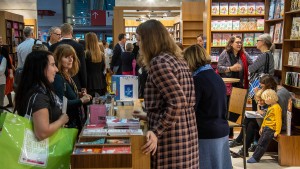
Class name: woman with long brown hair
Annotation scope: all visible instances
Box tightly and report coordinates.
[85,32,106,96]
[136,19,199,169]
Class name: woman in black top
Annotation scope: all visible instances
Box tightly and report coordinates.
[85,32,106,96]
[14,50,69,141]
[53,44,91,131]
[121,43,135,75]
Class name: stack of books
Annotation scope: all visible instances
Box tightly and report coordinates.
[106,116,140,129]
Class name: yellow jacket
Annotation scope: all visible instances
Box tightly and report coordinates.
[261,103,282,135]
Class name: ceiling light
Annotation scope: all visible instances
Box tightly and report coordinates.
[108,3,111,5]
[148,0,154,3]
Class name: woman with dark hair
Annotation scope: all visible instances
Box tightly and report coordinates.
[84,32,106,96]
[136,19,199,168]
[53,44,91,131]
[184,44,231,169]
[14,50,69,140]
[217,36,253,89]
[231,75,291,157]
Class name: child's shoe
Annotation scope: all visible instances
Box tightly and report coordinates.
[247,157,258,163]
[248,144,257,152]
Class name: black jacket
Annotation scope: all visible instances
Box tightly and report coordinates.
[110,43,123,75]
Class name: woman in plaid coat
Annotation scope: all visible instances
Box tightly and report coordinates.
[136,19,199,169]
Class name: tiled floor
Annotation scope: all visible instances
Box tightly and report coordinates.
[231,141,300,169]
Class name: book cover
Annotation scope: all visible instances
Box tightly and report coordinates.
[211,2,219,15]
[220,20,226,30]
[102,146,131,154]
[89,104,107,124]
[290,17,300,39]
[248,18,257,30]
[273,49,281,70]
[220,2,229,15]
[225,20,233,30]
[232,20,240,30]
[229,3,238,15]
[288,52,294,66]
[243,33,254,46]
[222,33,232,46]
[274,0,281,19]
[268,0,276,20]
[106,139,130,144]
[273,22,282,43]
[255,2,265,15]
[269,25,275,41]
[232,33,243,39]
[279,0,284,18]
[247,2,256,15]
[74,148,102,154]
[238,3,247,14]
[79,138,106,145]
[211,20,217,30]
[240,18,249,30]
[293,52,300,66]
[256,19,264,30]
[212,33,222,46]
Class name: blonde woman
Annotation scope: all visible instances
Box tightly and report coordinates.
[85,32,106,96]
[136,19,199,168]
[184,44,231,169]
[53,44,91,131]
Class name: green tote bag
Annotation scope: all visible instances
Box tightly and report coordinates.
[0,112,78,169]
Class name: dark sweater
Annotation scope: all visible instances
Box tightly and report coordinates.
[121,51,134,72]
[194,69,229,139]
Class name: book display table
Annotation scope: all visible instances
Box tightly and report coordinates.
[71,101,150,169]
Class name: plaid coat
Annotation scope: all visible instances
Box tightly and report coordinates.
[144,53,199,169]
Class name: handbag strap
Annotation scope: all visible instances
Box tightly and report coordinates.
[263,52,270,74]
[25,93,38,120]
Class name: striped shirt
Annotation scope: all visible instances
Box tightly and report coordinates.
[248,51,274,75]
[17,38,42,68]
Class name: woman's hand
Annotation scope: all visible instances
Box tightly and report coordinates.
[231,63,242,72]
[142,131,158,155]
[59,113,69,125]
[132,110,147,121]
[274,133,278,137]
[80,94,91,104]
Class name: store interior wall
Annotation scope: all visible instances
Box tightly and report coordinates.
[0,0,37,19]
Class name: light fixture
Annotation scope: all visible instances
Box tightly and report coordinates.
[147,0,154,3]
[108,3,111,5]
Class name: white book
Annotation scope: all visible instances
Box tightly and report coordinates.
[288,52,294,65]
[293,52,299,66]
[245,111,263,118]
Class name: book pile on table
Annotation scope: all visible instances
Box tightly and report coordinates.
[106,116,140,129]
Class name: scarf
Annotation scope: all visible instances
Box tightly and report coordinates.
[229,51,249,89]
[193,64,213,76]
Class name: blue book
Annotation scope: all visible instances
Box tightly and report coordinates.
[268,0,276,20]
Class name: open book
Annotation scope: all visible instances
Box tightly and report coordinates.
[245,111,263,118]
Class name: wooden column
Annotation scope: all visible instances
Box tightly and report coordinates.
[113,8,124,46]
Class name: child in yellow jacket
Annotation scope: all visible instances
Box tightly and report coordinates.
[247,89,282,163]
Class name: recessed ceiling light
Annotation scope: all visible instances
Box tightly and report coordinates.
[108,3,111,5]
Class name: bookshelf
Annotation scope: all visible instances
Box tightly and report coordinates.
[173,22,180,42]
[125,26,137,41]
[278,1,300,166]
[207,0,266,65]
[181,1,204,48]
[264,0,284,80]
[0,11,24,54]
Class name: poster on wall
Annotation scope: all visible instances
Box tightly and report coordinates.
[106,10,113,26]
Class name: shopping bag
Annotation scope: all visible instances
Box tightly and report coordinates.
[0,112,78,169]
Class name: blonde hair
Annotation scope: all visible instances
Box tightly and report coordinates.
[136,19,182,70]
[254,89,264,102]
[85,32,103,63]
[261,89,278,102]
[53,44,79,77]
[183,44,211,72]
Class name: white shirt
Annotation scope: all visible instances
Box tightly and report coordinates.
[0,57,7,84]
[17,38,42,68]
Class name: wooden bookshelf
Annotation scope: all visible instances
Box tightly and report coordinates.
[206,0,266,56]
[181,1,204,48]
[211,45,257,48]
[0,11,24,54]
[278,1,300,166]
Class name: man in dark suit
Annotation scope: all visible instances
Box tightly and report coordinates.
[43,26,61,49]
[49,23,87,90]
[110,33,126,75]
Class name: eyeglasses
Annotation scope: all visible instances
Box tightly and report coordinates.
[53,33,61,36]
[234,41,243,45]
[256,40,263,42]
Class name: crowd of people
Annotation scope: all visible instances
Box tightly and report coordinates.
[0,19,292,168]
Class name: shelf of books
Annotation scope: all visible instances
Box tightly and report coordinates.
[278,0,300,166]
[207,0,266,63]
[71,102,150,169]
